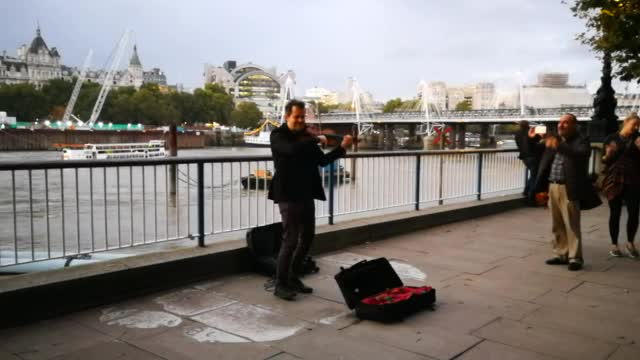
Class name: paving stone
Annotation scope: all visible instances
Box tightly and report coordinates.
[521,305,640,345]
[70,300,183,341]
[252,293,357,329]
[532,288,640,321]
[191,302,311,342]
[460,237,543,259]
[303,275,346,304]
[413,252,501,275]
[318,251,429,282]
[49,340,162,360]
[568,281,640,307]
[472,318,617,360]
[444,274,554,302]
[608,345,640,360]
[476,262,584,293]
[153,287,236,316]
[342,319,481,360]
[578,271,640,292]
[457,340,558,360]
[267,352,302,360]
[271,326,431,360]
[0,319,112,360]
[437,282,541,320]
[402,301,498,334]
[130,320,281,360]
[496,254,612,279]
[0,349,22,360]
[345,245,462,284]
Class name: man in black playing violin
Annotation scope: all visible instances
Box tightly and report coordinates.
[268,99,353,300]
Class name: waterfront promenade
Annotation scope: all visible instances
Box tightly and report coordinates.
[2,203,639,360]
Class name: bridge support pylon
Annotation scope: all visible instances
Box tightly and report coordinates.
[456,124,466,149]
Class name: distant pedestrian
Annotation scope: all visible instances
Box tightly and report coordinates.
[268,99,353,300]
[533,113,601,271]
[601,113,640,258]
[515,120,542,203]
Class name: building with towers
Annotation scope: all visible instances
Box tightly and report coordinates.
[1,27,167,90]
[0,26,62,87]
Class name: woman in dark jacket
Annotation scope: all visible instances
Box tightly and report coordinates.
[602,113,640,258]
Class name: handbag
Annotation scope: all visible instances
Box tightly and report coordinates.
[597,135,632,200]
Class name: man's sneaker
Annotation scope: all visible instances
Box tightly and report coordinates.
[568,261,583,271]
[545,256,569,265]
[274,284,297,301]
[626,244,639,259]
[289,278,313,294]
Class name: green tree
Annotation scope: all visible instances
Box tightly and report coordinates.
[74,81,101,121]
[383,98,403,113]
[104,87,136,124]
[567,0,640,81]
[192,83,235,125]
[231,101,263,129]
[41,78,74,118]
[454,101,472,111]
[0,83,48,122]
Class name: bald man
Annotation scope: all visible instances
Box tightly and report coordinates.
[532,113,601,271]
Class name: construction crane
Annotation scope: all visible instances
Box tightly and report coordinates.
[86,30,131,128]
[62,49,93,123]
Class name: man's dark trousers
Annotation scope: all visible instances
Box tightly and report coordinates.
[523,157,539,200]
[276,200,315,284]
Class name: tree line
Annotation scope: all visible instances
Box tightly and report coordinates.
[0,80,264,129]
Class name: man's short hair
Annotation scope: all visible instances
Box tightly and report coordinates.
[563,113,577,124]
[285,99,305,116]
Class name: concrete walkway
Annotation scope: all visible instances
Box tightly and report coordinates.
[2,204,640,360]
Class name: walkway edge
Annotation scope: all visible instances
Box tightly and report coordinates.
[0,195,524,328]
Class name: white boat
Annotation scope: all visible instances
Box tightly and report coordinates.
[244,120,280,147]
[244,130,272,147]
[63,140,167,160]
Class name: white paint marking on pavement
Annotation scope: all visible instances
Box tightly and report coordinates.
[154,288,236,316]
[99,307,138,322]
[191,302,307,342]
[184,325,249,343]
[317,312,353,325]
[320,252,427,281]
[106,310,182,329]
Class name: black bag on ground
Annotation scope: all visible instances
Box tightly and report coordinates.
[246,222,319,277]
[334,257,436,322]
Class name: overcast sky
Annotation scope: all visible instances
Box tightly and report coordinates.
[1,0,628,100]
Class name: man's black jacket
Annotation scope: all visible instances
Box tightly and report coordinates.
[515,130,542,160]
[534,133,596,204]
[268,124,346,203]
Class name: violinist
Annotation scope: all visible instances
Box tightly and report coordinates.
[268,99,353,300]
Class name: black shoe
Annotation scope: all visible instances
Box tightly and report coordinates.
[289,278,313,294]
[545,256,569,265]
[274,284,297,301]
[568,260,583,271]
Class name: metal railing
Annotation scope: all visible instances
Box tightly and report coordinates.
[0,149,526,268]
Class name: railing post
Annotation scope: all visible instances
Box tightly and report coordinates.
[328,161,335,225]
[415,155,421,211]
[197,161,205,247]
[438,155,444,205]
[477,152,483,201]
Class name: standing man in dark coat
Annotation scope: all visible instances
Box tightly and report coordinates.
[533,113,601,271]
[515,120,542,203]
[268,99,353,300]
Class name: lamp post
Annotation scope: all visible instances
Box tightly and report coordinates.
[589,52,618,142]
